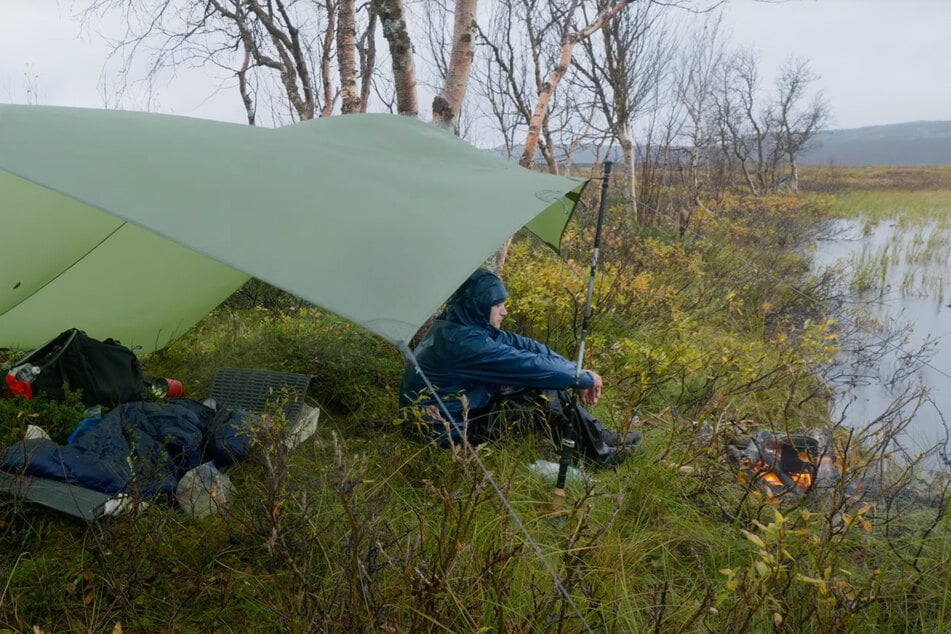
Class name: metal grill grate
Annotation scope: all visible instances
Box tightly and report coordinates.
[209,367,313,421]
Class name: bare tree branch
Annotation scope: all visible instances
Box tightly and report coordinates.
[519,0,631,168]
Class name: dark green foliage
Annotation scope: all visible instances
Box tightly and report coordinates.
[143,306,404,420]
[0,387,88,446]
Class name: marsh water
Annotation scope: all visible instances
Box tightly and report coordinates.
[813,217,951,463]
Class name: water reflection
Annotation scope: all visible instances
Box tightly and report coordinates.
[814,218,951,460]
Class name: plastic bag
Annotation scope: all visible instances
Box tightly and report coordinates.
[528,460,585,485]
[175,462,235,518]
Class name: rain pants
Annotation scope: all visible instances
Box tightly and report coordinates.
[400,269,619,455]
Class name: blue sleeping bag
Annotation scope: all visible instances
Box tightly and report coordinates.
[1,399,254,498]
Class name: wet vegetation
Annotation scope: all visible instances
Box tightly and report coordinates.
[2,167,951,632]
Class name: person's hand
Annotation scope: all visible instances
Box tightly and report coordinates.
[579,370,603,405]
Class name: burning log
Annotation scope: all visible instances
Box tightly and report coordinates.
[727,430,839,497]
[719,425,948,525]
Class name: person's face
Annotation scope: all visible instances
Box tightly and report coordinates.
[489,301,507,328]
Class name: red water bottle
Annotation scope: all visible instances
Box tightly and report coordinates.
[6,364,40,399]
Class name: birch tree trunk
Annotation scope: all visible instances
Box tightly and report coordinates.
[320,0,337,117]
[373,0,418,116]
[237,49,256,125]
[494,0,630,276]
[519,0,630,169]
[359,10,378,112]
[338,0,362,114]
[619,124,640,223]
[432,0,478,132]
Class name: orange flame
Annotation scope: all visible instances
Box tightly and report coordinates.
[754,460,813,491]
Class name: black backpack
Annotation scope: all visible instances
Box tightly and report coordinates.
[19,328,148,407]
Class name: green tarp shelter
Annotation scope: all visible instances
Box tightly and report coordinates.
[0,105,587,352]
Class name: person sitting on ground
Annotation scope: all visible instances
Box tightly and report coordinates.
[399,268,640,464]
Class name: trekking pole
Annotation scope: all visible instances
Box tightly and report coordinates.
[553,160,613,514]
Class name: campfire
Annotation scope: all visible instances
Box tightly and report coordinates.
[728,430,838,496]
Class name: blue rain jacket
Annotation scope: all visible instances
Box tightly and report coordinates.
[400,269,593,444]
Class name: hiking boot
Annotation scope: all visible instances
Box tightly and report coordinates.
[623,429,642,447]
[599,429,641,447]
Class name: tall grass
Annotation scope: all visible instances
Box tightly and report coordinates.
[1,181,950,631]
[829,190,951,302]
[834,189,951,223]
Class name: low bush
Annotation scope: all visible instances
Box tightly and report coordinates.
[0,387,87,447]
[1,175,950,632]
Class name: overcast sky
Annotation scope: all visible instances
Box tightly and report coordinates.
[721,0,951,130]
[2,0,949,131]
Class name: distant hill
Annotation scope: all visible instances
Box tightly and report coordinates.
[490,121,951,167]
[800,121,951,166]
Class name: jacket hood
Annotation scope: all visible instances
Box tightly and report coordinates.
[442,269,508,329]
